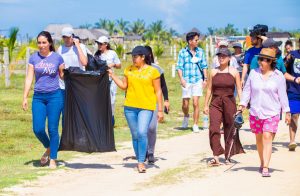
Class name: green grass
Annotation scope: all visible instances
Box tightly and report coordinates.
[0,57,204,191]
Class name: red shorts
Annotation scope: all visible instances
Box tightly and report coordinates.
[249,115,280,134]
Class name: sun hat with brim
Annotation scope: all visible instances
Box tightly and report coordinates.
[126,46,148,56]
[95,36,109,43]
[257,48,276,60]
[216,48,231,56]
[262,38,282,48]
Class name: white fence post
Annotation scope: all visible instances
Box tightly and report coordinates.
[172,64,176,78]
[26,47,30,76]
[3,47,10,87]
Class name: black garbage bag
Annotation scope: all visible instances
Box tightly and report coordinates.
[86,53,107,71]
[59,67,116,153]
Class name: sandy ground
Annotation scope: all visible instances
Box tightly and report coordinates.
[4,121,300,196]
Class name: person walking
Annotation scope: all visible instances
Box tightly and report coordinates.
[204,48,244,166]
[285,38,300,151]
[176,31,208,133]
[108,46,163,173]
[144,45,169,164]
[239,48,291,177]
[94,36,121,126]
[22,31,65,169]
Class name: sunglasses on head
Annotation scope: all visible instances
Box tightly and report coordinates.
[258,57,272,63]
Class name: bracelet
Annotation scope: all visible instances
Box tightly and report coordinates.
[158,110,163,112]
[294,77,298,83]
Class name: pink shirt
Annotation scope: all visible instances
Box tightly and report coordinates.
[240,68,290,119]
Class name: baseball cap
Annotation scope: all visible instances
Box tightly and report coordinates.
[219,40,229,47]
[232,42,242,48]
[61,27,74,37]
[95,36,109,43]
[127,46,148,56]
[216,48,231,56]
[262,38,282,48]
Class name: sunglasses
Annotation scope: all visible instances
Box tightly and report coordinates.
[258,57,272,63]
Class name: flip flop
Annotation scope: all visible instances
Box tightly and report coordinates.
[137,163,146,173]
[40,153,50,166]
[288,143,297,151]
[262,170,271,177]
[208,158,220,167]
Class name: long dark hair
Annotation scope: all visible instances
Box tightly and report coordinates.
[37,31,55,52]
[144,45,154,64]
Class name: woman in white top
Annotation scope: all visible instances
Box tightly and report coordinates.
[94,36,121,126]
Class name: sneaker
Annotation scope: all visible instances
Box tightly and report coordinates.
[182,116,189,128]
[147,153,155,164]
[193,124,200,133]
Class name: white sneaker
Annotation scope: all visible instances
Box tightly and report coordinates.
[192,124,200,133]
[182,116,189,128]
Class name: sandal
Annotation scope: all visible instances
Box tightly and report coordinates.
[208,158,220,167]
[262,167,271,177]
[137,163,146,173]
[40,152,50,166]
[288,143,297,151]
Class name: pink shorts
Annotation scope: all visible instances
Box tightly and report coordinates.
[249,115,280,134]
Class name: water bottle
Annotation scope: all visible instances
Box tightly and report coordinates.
[202,114,209,131]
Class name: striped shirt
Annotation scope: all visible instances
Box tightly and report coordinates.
[176,47,208,84]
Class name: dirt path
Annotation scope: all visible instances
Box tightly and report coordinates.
[5,121,300,196]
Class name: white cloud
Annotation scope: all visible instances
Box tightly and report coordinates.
[145,0,189,31]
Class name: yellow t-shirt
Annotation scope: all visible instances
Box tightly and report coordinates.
[124,65,160,111]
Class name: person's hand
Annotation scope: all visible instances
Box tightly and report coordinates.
[241,80,245,88]
[73,38,80,46]
[285,112,291,125]
[202,80,207,88]
[108,63,115,68]
[164,100,170,113]
[295,77,300,84]
[180,78,186,88]
[236,105,245,114]
[204,106,209,115]
[157,111,164,123]
[22,98,28,111]
[107,68,113,77]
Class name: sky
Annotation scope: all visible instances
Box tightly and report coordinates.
[0,0,299,40]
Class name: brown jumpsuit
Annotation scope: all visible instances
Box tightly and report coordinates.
[209,69,244,159]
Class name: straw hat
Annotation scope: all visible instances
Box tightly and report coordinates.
[257,48,276,60]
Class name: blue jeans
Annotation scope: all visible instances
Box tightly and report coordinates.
[148,107,158,155]
[32,90,64,159]
[124,107,153,163]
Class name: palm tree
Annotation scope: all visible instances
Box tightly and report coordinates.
[94,19,109,29]
[5,27,19,62]
[129,19,146,35]
[148,20,164,34]
[79,23,92,29]
[107,21,116,36]
[116,18,129,35]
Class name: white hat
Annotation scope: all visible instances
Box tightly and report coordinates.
[61,27,74,37]
[96,36,109,43]
[218,40,228,47]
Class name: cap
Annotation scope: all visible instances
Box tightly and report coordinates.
[218,40,228,47]
[128,46,148,56]
[95,36,109,43]
[61,27,74,37]
[262,38,282,48]
[232,42,242,48]
[216,48,231,56]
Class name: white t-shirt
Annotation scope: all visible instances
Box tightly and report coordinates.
[211,56,240,70]
[98,50,121,66]
[57,43,88,89]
